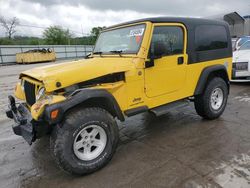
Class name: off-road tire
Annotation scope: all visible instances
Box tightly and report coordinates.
[50,107,119,175]
[194,77,228,120]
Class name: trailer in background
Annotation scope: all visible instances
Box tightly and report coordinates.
[16,48,56,64]
[0,45,94,65]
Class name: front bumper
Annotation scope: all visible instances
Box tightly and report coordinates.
[6,95,50,145]
[232,68,250,82]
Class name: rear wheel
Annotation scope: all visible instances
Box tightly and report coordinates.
[50,107,119,175]
[194,77,228,120]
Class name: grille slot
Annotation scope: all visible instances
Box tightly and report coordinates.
[234,62,248,71]
[24,81,36,106]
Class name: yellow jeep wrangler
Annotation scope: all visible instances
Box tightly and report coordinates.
[6,17,232,175]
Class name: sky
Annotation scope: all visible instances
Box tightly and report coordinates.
[0,0,250,37]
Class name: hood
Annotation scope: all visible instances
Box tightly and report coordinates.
[233,50,250,63]
[21,57,134,92]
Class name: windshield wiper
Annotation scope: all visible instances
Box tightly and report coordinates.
[93,51,103,57]
[109,50,123,56]
[84,53,93,59]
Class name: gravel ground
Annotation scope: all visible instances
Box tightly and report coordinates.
[0,60,250,188]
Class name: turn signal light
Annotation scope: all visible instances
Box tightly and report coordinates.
[51,109,59,119]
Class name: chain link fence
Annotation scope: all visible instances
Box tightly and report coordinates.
[0,45,94,65]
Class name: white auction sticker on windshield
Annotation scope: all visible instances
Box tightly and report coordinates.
[129,28,145,37]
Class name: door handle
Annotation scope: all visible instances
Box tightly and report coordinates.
[178,57,184,65]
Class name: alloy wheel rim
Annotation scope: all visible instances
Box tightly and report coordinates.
[210,88,224,110]
[73,124,107,161]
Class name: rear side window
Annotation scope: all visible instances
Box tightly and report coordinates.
[195,25,228,51]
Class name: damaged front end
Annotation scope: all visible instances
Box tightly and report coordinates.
[6,71,126,145]
[6,76,66,144]
[6,96,50,144]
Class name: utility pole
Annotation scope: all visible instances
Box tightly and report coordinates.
[81,24,84,37]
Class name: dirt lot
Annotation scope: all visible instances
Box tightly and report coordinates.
[0,61,250,188]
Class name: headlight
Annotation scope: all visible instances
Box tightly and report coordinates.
[36,87,46,101]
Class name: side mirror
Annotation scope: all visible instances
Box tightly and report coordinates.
[145,41,167,68]
[146,41,167,68]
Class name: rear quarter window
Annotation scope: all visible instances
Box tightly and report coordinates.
[195,25,228,51]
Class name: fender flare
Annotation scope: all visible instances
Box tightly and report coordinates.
[43,89,125,124]
[194,64,230,95]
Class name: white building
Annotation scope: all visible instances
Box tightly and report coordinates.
[244,15,250,37]
[208,12,250,38]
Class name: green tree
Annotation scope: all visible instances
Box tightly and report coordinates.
[91,26,106,40]
[0,38,14,45]
[43,26,72,45]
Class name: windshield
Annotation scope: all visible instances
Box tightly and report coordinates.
[93,24,145,54]
[237,37,250,47]
[239,41,250,51]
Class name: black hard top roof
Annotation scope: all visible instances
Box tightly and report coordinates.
[106,17,228,30]
[104,17,232,64]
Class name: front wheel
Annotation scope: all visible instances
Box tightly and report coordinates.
[194,77,228,120]
[50,107,119,175]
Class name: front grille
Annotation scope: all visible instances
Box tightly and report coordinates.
[234,62,248,71]
[24,81,36,106]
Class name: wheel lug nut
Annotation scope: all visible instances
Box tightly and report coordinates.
[87,144,90,147]
[85,136,88,139]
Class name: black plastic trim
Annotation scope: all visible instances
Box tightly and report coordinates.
[5,98,40,144]
[194,64,229,95]
[150,99,189,116]
[124,106,148,117]
[44,89,125,124]
[145,60,155,68]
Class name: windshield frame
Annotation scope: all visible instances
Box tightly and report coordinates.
[93,23,147,55]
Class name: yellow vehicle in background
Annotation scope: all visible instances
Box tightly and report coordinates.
[16,48,56,64]
[6,17,232,175]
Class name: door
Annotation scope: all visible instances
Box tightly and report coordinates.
[144,23,188,98]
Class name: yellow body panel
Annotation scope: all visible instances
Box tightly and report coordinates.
[15,83,25,100]
[15,21,232,121]
[16,52,56,64]
[144,57,232,109]
[21,58,134,92]
[144,23,188,98]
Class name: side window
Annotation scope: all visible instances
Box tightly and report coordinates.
[195,25,228,51]
[150,26,184,56]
